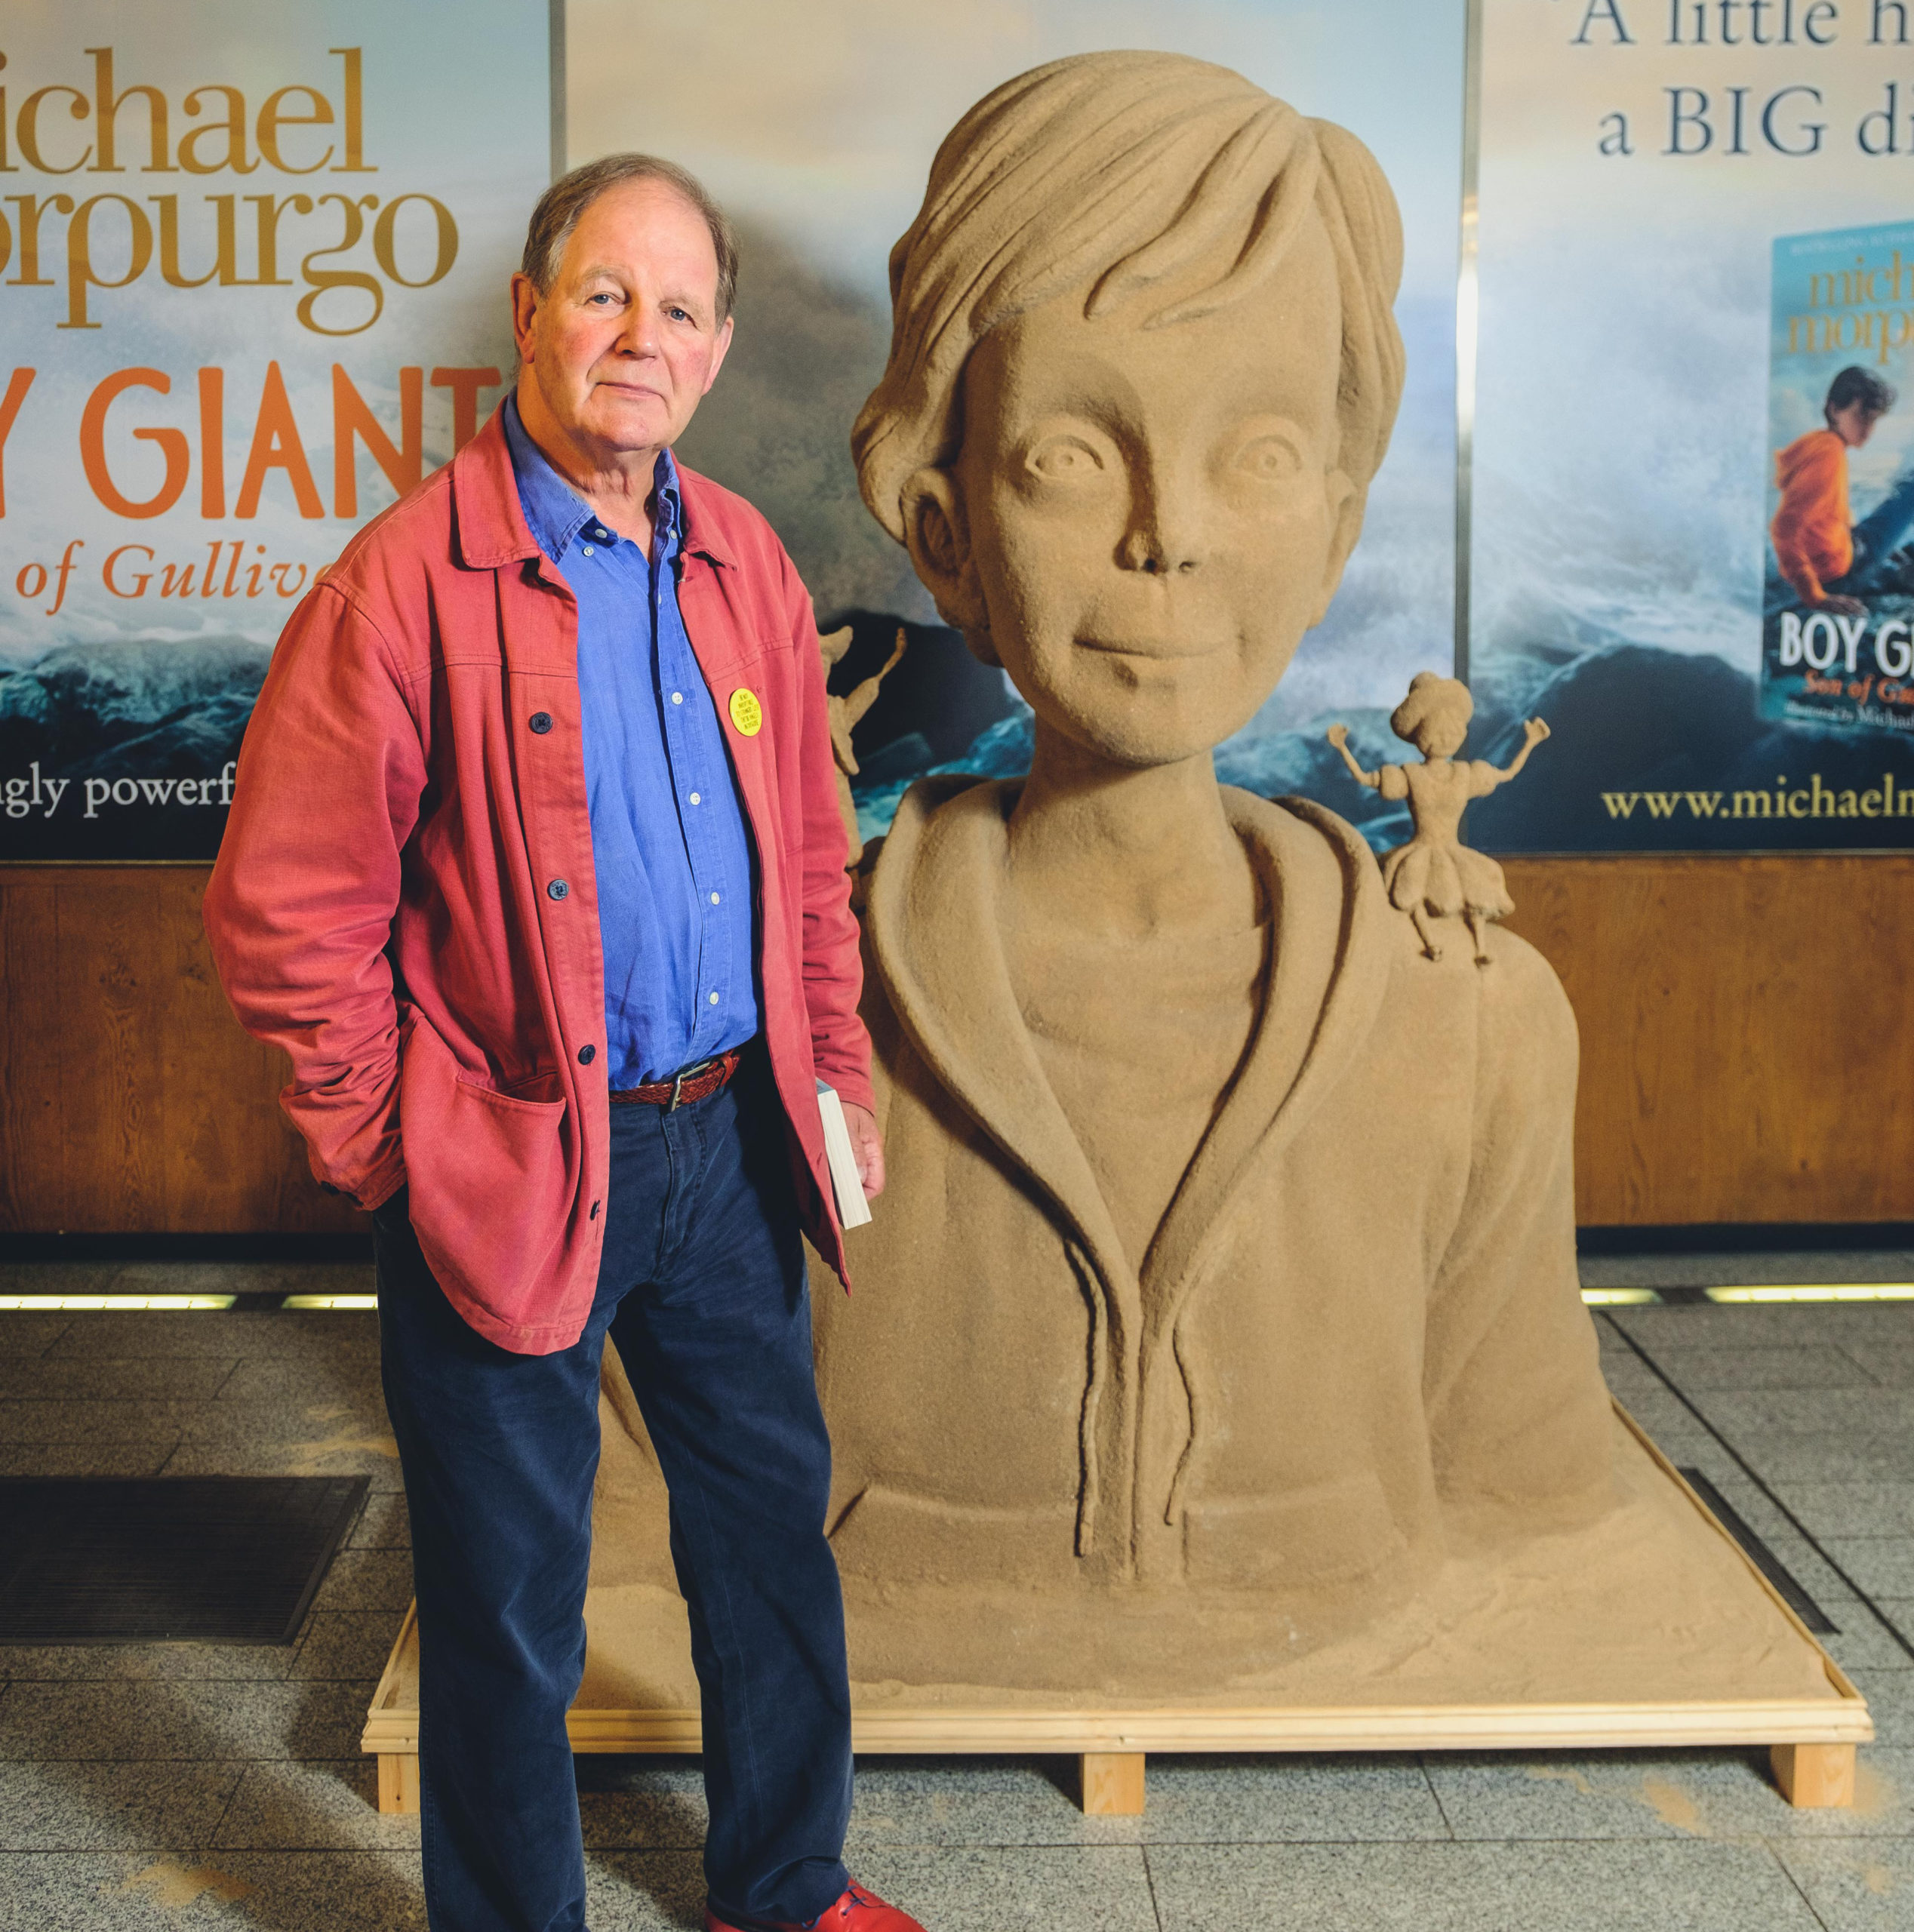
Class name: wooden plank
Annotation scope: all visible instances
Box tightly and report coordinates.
[365,1584,1869,1761]
[0,875,65,1229]
[0,866,365,1234]
[1771,1741,1857,1808]
[1081,1753,1145,1815]
[51,869,167,1229]
[1503,855,1914,1225]
[368,1680,1871,1761]
[8,855,1914,1232]
[377,1753,420,1816]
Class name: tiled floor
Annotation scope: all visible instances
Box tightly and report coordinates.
[5,1254,1914,1928]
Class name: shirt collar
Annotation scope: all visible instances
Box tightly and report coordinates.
[502,391,680,565]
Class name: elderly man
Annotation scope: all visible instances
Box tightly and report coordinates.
[205,155,923,1932]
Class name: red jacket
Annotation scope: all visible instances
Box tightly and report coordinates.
[203,408,873,1354]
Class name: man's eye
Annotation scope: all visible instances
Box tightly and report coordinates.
[1236,436,1303,481]
[1026,436,1105,481]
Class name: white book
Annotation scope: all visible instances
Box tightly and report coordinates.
[815,1081,872,1229]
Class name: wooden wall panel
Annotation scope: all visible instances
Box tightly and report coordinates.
[0,867,362,1235]
[1503,855,1914,1227]
[0,875,60,1231]
[2,857,1911,1234]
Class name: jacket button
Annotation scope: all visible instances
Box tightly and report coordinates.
[547,878,569,900]
[529,712,553,734]
[577,1044,595,1064]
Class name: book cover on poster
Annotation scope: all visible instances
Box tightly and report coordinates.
[1763,222,1914,737]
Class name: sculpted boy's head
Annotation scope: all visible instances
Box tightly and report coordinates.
[854,52,1405,768]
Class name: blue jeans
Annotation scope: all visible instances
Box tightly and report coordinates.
[375,1053,853,1932]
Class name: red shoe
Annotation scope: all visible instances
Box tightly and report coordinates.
[705,1881,928,1932]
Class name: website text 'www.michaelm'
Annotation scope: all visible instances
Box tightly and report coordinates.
[1601,775,1914,820]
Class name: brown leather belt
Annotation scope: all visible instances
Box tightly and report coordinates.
[608,1049,743,1112]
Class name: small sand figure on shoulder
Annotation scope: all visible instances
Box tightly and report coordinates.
[819,623,907,867]
[1327,672,1549,964]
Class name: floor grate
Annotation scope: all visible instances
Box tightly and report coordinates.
[0,1475,369,1645]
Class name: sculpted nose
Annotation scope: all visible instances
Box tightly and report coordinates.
[1119,488,1205,575]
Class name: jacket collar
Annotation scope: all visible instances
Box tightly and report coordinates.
[451,403,542,570]
[452,397,735,574]
[673,465,737,573]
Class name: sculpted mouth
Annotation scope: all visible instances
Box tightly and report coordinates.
[1077,635,1222,661]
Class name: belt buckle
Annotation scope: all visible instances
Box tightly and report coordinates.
[667,1070,687,1112]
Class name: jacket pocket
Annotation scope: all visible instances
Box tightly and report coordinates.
[398,1015,572,1332]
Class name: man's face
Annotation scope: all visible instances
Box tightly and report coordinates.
[512,179,733,460]
[1830,399,1882,449]
[946,220,1359,768]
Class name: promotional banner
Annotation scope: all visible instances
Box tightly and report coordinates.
[0,0,549,860]
[1469,0,1914,851]
[571,0,1466,851]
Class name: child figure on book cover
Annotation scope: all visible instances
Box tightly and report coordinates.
[1765,224,1914,734]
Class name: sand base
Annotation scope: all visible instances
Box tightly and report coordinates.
[578,1411,1856,1721]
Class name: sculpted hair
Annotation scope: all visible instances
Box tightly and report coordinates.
[1391,671,1473,745]
[521,152,740,321]
[852,51,1406,541]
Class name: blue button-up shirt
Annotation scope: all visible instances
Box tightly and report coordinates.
[503,396,759,1088]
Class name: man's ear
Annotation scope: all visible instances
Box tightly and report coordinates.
[1308,469,1365,629]
[902,467,989,645]
[700,313,735,396]
[510,272,541,366]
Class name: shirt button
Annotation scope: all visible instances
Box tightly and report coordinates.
[594,528,609,540]
[671,692,683,705]
[580,544,594,557]
[529,712,553,734]
[688,792,700,805]
[709,891,721,906]
[577,1044,595,1065]
[709,992,720,1005]
[547,878,569,901]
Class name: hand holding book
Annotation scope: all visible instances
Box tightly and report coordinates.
[817,1084,883,1229]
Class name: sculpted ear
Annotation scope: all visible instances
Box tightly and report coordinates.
[901,468,992,654]
[1309,469,1365,629]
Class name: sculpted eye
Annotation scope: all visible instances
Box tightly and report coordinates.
[1235,435,1303,481]
[1026,435,1106,481]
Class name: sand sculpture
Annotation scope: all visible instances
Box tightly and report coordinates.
[1329,675,1549,962]
[819,624,907,866]
[585,53,1844,1712]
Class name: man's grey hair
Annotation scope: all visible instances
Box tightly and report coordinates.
[520,153,740,321]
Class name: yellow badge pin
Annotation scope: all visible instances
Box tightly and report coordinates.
[728,688,764,737]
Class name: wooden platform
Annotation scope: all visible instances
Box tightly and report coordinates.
[362,1411,1871,1817]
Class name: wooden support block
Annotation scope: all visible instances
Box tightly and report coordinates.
[1771,1741,1856,1808]
[1080,1751,1146,1815]
[378,1752,420,1815]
